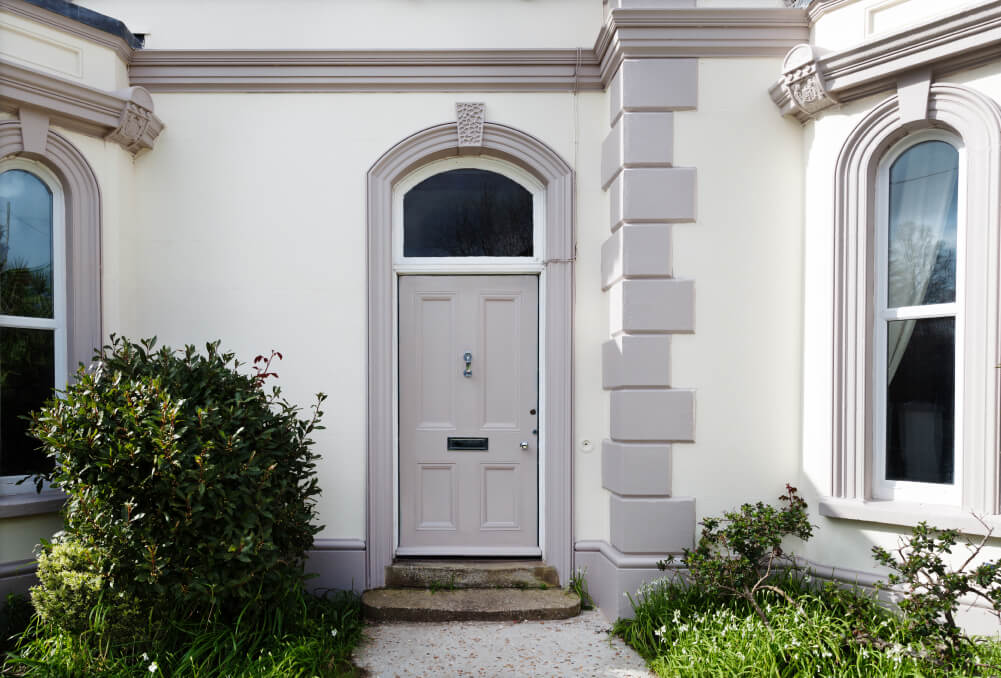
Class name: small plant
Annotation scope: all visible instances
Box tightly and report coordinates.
[873,516,1001,665]
[0,593,32,658]
[567,567,594,610]
[428,575,457,594]
[664,484,813,627]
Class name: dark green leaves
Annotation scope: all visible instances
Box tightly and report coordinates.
[29,335,325,627]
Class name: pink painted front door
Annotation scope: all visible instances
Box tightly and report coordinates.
[398,275,540,555]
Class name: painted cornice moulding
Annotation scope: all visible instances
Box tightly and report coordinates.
[806,0,855,23]
[595,8,809,84]
[0,59,164,153]
[772,0,1001,122]
[0,0,135,63]
[129,49,605,93]
[129,8,808,93]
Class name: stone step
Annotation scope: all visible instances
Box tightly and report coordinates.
[362,588,581,622]
[385,560,560,589]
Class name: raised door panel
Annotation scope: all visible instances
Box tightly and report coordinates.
[398,275,539,554]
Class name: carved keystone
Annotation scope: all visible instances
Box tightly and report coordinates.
[456,102,485,149]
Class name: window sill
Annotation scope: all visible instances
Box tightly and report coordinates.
[819,497,1001,536]
[0,490,66,519]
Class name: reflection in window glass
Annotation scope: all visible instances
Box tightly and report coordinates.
[0,327,54,476]
[886,317,954,485]
[404,169,533,257]
[0,170,54,318]
[887,141,958,308]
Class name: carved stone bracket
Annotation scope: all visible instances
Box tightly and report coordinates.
[456,102,485,150]
[779,44,837,122]
[105,87,159,154]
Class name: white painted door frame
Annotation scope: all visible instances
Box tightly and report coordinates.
[391,156,547,558]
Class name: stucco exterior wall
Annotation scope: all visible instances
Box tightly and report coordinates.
[0,7,128,89]
[119,90,609,542]
[76,0,603,50]
[671,56,804,521]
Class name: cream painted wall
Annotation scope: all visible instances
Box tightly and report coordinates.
[0,8,129,90]
[671,57,804,521]
[812,0,982,53]
[798,63,1001,576]
[0,124,135,564]
[75,0,602,50]
[122,90,609,542]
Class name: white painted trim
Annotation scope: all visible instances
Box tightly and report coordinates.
[396,546,543,558]
[391,155,549,559]
[0,157,65,496]
[871,130,963,505]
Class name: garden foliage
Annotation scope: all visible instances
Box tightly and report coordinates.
[663,484,813,625]
[27,336,326,629]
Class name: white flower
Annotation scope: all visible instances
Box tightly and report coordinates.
[331,628,338,638]
[148,661,159,673]
[142,653,149,661]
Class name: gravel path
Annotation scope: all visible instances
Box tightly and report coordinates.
[353,610,655,678]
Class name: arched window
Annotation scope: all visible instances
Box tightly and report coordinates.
[826,84,1001,528]
[0,159,67,490]
[393,157,544,267]
[873,134,962,504]
[403,168,533,258]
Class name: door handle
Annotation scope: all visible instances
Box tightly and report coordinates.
[520,441,530,450]
[463,352,472,377]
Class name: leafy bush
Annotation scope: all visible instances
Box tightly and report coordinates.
[28,336,325,626]
[664,484,813,625]
[873,517,1001,664]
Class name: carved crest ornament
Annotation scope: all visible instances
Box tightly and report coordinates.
[781,44,837,119]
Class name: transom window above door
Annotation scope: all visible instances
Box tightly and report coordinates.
[393,157,544,272]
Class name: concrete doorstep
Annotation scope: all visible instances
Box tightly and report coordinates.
[362,588,582,622]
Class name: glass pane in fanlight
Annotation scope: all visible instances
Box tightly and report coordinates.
[0,327,55,476]
[404,169,533,257]
[887,141,958,308]
[0,170,54,318]
[885,317,954,484]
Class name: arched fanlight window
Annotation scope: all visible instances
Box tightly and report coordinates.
[403,168,534,258]
[873,134,962,503]
[0,161,66,484]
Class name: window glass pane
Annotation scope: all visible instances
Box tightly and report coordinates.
[404,169,533,257]
[0,170,54,318]
[885,317,954,484]
[0,327,54,476]
[888,141,958,308]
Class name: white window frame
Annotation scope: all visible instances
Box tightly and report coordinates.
[871,131,965,505]
[0,158,67,496]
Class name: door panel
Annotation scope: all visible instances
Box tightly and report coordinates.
[399,275,539,553]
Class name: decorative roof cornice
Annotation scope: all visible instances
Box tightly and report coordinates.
[0,0,136,63]
[128,9,808,93]
[771,0,1001,122]
[128,49,605,93]
[0,59,164,153]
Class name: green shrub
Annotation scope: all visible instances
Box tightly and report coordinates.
[873,518,1001,665]
[29,336,325,626]
[664,484,813,626]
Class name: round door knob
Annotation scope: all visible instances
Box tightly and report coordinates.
[520,441,530,450]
